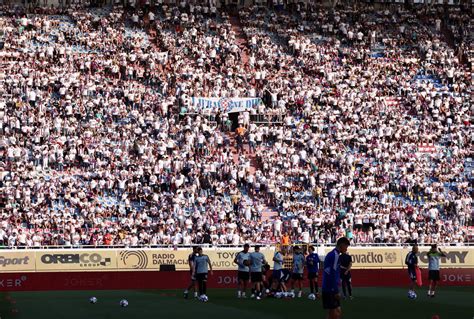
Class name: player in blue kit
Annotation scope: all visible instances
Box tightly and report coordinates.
[306,245,320,297]
[270,247,284,293]
[249,245,267,300]
[193,247,213,301]
[322,237,350,319]
[290,246,305,298]
[233,243,251,298]
[427,244,447,297]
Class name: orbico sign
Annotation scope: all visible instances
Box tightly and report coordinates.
[40,254,111,268]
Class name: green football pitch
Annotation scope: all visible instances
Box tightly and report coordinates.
[0,287,472,319]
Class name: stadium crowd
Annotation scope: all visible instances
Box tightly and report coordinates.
[0,1,472,247]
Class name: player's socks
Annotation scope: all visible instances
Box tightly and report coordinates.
[297,291,302,298]
[242,292,247,298]
[194,292,198,298]
[309,282,314,294]
[237,291,241,298]
[199,281,204,296]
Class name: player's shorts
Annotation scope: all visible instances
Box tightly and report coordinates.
[281,272,291,283]
[428,270,440,281]
[341,272,352,280]
[292,273,304,280]
[272,269,282,281]
[250,272,263,283]
[408,268,417,281]
[196,273,208,281]
[238,271,250,281]
[322,292,340,310]
[308,272,318,280]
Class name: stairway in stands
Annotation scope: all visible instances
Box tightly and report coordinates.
[227,15,278,222]
[229,15,249,65]
[225,132,278,222]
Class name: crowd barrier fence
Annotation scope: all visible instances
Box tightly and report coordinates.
[1,246,473,273]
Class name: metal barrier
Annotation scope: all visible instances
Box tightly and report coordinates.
[2,242,473,250]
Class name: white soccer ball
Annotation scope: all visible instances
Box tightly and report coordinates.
[408,291,417,300]
[308,293,316,300]
[200,295,209,302]
[119,299,129,307]
[265,289,270,294]
[89,297,97,304]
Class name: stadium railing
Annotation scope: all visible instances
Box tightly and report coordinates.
[1,242,473,250]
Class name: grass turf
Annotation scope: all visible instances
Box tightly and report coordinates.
[0,287,472,319]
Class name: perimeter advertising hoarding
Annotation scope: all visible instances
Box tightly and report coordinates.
[0,251,36,272]
[0,268,472,292]
[0,247,473,272]
[35,250,117,272]
[416,248,474,269]
[117,248,276,271]
[348,247,404,269]
[345,247,474,269]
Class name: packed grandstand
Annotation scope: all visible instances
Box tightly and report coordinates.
[0,0,472,248]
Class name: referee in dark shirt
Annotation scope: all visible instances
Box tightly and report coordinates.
[405,245,419,295]
[340,251,353,300]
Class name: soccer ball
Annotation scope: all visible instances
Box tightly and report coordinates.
[119,299,129,307]
[89,297,97,304]
[200,295,209,302]
[408,291,417,300]
[265,289,270,294]
[308,293,316,300]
